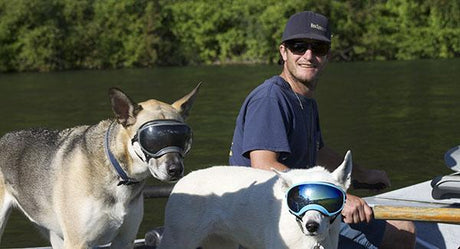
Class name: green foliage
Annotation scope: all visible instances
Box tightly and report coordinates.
[0,0,458,72]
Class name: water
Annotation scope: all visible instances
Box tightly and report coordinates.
[0,59,459,247]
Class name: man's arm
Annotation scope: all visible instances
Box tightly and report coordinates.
[250,146,391,190]
[317,145,391,189]
[249,150,288,171]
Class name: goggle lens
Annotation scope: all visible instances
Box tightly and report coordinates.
[286,182,345,217]
[134,120,192,158]
[285,41,330,56]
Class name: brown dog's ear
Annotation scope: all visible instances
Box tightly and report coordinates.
[172,83,201,120]
[108,87,142,127]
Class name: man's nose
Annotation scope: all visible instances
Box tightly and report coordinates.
[301,47,314,59]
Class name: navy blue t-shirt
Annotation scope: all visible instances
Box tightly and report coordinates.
[229,76,324,169]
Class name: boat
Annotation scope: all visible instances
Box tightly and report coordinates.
[364,176,460,249]
[12,180,460,249]
[11,146,460,249]
[16,239,151,249]
[364,145,460,249]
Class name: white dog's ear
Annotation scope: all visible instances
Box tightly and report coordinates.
[272,168,292,190]
[172,83,201,120]
[332,150,353,190]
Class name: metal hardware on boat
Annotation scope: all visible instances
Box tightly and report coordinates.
[431,173,460,200]
[145,227,164,247]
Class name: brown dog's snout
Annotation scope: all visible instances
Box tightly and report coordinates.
[167,163,183,177]
[160,153,185,181]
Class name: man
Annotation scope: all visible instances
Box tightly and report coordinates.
[229,11,415,249]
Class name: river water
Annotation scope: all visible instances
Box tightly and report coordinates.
[0,59,459,247]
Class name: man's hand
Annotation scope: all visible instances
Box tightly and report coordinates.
[341,194,373,224]
[352,168,390,191]
[316,147,390,191]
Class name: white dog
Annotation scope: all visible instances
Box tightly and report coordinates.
[158,151,352,249]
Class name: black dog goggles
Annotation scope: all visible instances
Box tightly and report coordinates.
[132,119,192,159]
[286,182,346,218]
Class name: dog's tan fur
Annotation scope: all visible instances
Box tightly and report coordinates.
[0,85,200,249]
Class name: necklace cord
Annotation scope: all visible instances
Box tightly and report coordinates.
[292,88,304,110]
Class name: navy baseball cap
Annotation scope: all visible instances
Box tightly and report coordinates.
[281,11,331,44]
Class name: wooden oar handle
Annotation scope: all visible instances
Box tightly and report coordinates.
[373,205,460,224]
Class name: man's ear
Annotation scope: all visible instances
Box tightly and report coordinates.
[326,51,333,60]
[279,44,288,63]
[273,168,292,190]
[108,87,142,127]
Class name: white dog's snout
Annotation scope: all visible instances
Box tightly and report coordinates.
[306,221,320,233]
[300,210,328,237]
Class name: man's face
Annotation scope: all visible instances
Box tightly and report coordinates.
[280,39,330,88]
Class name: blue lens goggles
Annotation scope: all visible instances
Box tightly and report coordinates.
[286,182,346,218]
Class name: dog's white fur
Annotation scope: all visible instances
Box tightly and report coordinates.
[159,151,353,249]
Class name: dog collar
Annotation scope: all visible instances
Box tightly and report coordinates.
[105,122,139,186]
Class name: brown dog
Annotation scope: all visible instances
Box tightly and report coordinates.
[0,84,200,248]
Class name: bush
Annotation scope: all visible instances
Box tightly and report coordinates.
[0,0,458,72]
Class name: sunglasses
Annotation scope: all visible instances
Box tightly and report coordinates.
[285,41,330,56]
[132,119,192,159]
[286,182,346,218]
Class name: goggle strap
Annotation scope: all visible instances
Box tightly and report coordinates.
[330,213,340,224]
[294,215,306,235]
[133,142,152,163]
[142,146,186,159]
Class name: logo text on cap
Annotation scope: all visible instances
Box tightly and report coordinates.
[310,23,325,32]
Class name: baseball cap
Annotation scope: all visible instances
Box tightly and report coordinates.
[281,11,331,44]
